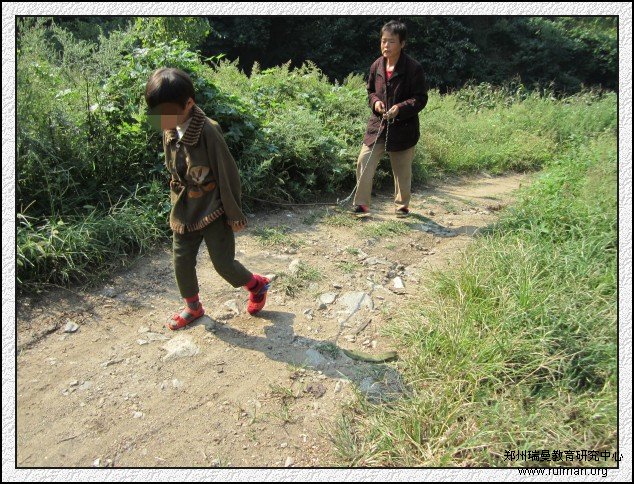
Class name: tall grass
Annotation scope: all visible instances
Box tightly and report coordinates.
[330,133,617,467]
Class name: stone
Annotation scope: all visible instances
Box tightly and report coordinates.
[63,321,79,333]
[162,335,200,361]
[132,411,144,419]
[224,300,240,315]
[392,277,405,289]
[319,293,337,305]
[172,379,183,389]
[145,332,169,342]
[285,456,295,467]
[138,326,150,333]
[338,292,373,315]
[305,382,326,398]
[304,348,328,367]
[288,259,301,274]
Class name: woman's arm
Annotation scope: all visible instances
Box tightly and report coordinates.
[395,63,428,120]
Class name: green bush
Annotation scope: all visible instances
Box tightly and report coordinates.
[15,19,617,291]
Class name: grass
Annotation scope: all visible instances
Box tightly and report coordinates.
[16,182,169,291]
[337,261,361,274]
[252,225,303,249]
[360,220,411,238]
[330,133,617,467]
[277,262,323,298]
[322,210,356,228]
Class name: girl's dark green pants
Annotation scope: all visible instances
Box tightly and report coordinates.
[172,215,252,298]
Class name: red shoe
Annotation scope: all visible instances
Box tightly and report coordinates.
[396,207,410,218]
[168,303,205,330]
[247,275,270,315]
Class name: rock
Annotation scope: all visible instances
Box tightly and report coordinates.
[137,339,149,346]
[216,312,235,321]
[304,383,326,398]
[224,300,240,315]
[334,381,342,393]
[162,335,200,361]
[344,335,356,342]
[356,249,368,260]
[102,286,117,298]
[132,411,144,419]
[371,340,378,349]
[280,442,288,448]
[265,273,278,282]
[69,380,79,387]
[319,292,337,305]
[101,358,123,368]
[63,321,79,333]
[93,458,101,467]
[392,277,405,289]
[285,456,295,467]
[172,379,183,389]
[363,256,390,266]
[138,326,150,333]
[317,302,328,311]
[78,381,93,391]
[303,308,313,315]
[332,282,343,289]
[288,259,301,274]
[305,348,328,367]
[145,332,169,342]
[338,292,373,315]
[428,210,435,216]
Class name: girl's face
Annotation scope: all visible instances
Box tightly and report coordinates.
[381,32,404,60]
[148,98,194,131]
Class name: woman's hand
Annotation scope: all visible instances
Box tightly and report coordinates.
[374,100,385,114]
[384,105,399,120]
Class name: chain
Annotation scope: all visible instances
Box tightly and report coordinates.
[337,112,393,206]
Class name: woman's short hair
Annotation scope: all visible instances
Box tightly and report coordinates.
[145,68,196,109]
[381,20,407,43]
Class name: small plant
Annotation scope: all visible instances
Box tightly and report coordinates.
[277,262,322,298]
[361,220,411,238]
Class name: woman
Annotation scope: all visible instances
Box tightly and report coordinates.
[353,20,429,217]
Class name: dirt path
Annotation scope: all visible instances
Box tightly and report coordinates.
[16,173,530,467]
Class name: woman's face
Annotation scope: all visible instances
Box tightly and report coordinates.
[381,32,404,60]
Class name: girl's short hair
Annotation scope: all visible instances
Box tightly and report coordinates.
[381,20,407,43]
[145,68,195,109]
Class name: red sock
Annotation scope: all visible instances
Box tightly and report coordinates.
[244,274,258,292]
[184,294,201,310]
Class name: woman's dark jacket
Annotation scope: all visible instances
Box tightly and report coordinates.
[364,53,429,151]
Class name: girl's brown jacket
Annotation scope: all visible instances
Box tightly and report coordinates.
[162,105,247,234]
